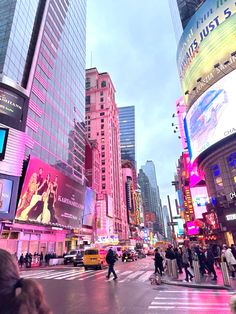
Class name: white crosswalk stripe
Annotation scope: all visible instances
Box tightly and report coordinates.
[20,269,154,283]
[148,289,232,312]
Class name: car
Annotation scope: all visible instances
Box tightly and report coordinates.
[83,248,108,270]
[122,250,137,262]
[135,248,146,258]
[147,247,155,256]
[73,250,84,267]
[64,250,81,265]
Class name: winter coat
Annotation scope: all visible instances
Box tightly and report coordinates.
[154,252,163,265]
[182,251,189,266]
[106,249,116,264]
[225,248,236,265]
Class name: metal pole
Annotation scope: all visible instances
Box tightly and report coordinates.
[167,195,174,233]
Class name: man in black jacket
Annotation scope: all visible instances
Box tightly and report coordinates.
[106,248,118,280]
[206,245,217,281]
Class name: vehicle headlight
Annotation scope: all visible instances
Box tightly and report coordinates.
[73,256,76,260]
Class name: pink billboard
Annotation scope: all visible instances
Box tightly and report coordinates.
[16,156,85,229]
[186,221,199,236]
[190,186,209,219]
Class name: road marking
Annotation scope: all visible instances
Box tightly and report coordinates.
[137,270,153,282]
[67,269,114,281]
[22,270,58,278]
[151,302,229,306]
[20,270,54,277]
[158,290,233,294]
[78,270,107,281]
[154,297,201,300]
[118,271,144,282]
[148,306,229,310]
[43,270,84,279]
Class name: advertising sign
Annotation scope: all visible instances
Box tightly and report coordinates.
[16,156,85,229]
[204,212,219,229]
[177,0,236,107]
[190,186,209,219]
[82,187,96,227]
[186,221,199,235]
[0,87,25,120]
[186,70,236,161]
[0,178,13,214]
[0,127,9,161]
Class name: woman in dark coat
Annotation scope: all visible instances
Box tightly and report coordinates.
[154,248,164,276]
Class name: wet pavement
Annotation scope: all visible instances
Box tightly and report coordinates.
[20,257,235,314]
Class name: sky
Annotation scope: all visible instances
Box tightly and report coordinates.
[86,0,183,211]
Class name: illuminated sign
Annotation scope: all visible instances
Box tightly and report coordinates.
[185,70,236,161]
[0,178,13,213]
[190,186,209,219]
[226,213,236,221]
[96,234,119,244]
[177,0,236,108]
[184,186,194,217]
[229,192,236,199]
[186,221,199,235]
[0,128,8,161]
[16,156,85,229]
[205,212,219,229]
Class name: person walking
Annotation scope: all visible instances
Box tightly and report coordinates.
[205,245,217,281]
[225,245,236,278]
[154,248,164,276]
[0,249,51,314]
[174,247,183,274]
[106,248,118,280]
[19,253,24,268]
[182,246,194,282]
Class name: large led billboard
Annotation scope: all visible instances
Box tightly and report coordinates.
[177,0,236,108]
[186,70,236,161]
[16,156,85,229]
[82,188,96,227]
[190,186,209,219]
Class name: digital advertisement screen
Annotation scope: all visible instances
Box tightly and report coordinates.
[0,178,13,214]
[205,212,219,230]
[186,221,199,235]
[190,186,209,219]
[185,70,236,161]
[0,86,25,121]
[0,127,8,160]
[16,156,85,229]
[177,0,236,107]
[82,187,96,227]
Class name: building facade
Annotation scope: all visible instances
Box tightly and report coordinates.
[0,0,87,256]
[118,106,135,167]
[85,68,127,240]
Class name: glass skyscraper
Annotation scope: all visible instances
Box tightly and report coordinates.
[118,106,135,166]
[0,0,86,184]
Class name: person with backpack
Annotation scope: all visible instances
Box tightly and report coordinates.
[106,248,118,280]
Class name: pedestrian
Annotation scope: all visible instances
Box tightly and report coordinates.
[182,246,194,282]
[231,244,236,260]
[154,248,164,276]
[174,247,183,274]
[40,252,44,266]
[106,248,118,280]
[205,245,217,281]
[225,245,236,278]
[19,254,24,268]
[0,248,52,314]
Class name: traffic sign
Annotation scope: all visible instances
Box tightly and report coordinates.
[167,222,178,226]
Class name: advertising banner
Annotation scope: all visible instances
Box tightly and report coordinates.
[0,178,13,214]
[190,186,209,219]
[186,221,199,236]
[82,187,96,227]
[177,0,236,107]
[204,212,219,230]
[185,69,236,161]
[16,156,85,229]
[0,86,25,120]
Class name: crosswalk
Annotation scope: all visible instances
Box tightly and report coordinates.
[148,289,234,313]
[20,269,154,283]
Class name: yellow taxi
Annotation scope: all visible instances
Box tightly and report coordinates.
[83,248,108,270]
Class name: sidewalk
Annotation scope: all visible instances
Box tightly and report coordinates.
[161,268,236,290]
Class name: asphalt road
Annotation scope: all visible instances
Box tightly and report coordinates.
[20,256,234,314]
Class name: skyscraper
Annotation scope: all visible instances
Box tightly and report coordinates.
[0,0,87,255]
[85,68,127,240]
[141,160,164,235]
[118,106,135,166]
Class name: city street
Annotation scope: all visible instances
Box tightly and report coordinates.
[20,256,234,314]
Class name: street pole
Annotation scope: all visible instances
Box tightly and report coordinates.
[167,195,174,233]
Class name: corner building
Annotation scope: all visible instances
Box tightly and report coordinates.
[85,68,127,241]
[0,0,87,255]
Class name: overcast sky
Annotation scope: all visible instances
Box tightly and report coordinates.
[86,0,182,211]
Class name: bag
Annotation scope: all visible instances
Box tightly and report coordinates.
[149,273,161,285]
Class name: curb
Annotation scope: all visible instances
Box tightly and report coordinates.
[161,279,232,290]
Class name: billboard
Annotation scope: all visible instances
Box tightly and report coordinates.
[0,127,8,161]
[0,178,13,214]
[177,0,236,107]
[185,70,236,161]
[186,221,199,236]
[16,156,85,229]
[190,186,209,219]
[204,212,219,230]
[82,187,96,227]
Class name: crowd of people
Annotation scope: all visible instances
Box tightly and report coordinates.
[154,243,236,283]
[18,252,57,268]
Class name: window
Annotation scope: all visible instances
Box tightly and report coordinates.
[101,124,104,129]
[97,132,99,136]
[101,105,104,109]
[101,152,105,158]
[100,91,103,96]
[87,120,90,125]
[211,164,220,177]
[102,168,105,173]
[87,127,90,132]
[102,175,105,181]
[101,81,106,87]
[88,134,90,138]
[86,79,91,89]
[86,96,90,104]
[101,131,104,136]
[101,145,105,150]
[100,97,104,102]
[101,119,104,123]
[102,184,106,189]
[100,112,104,116]
[85,107,90,112]
[102,160,105,165]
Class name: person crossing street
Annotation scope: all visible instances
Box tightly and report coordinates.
[106,248,118,280]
